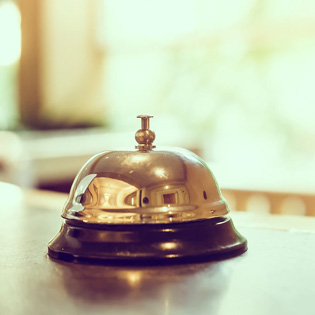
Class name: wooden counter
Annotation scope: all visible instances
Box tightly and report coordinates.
[1,186,315,315]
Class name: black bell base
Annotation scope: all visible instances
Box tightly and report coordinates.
[48,216,247,264]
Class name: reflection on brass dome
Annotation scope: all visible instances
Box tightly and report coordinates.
[63,149,229,224]
[48,115,247,263]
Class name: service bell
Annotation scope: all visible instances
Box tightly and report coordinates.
[48,115,247,263]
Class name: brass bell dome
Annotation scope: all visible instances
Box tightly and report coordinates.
[48,115,247,263]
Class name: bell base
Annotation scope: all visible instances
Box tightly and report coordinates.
[48,216,247,264]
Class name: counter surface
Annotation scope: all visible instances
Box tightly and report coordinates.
[1,188,315,315]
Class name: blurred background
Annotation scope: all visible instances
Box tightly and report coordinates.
[1,0,315,215]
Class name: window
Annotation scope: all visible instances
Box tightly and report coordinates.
[4,0,315,191]
[0,1,20,129]
[100,0,315,191]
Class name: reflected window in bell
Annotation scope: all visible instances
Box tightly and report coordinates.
[163,192,178,205]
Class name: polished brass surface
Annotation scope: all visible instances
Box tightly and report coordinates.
[135,115,156,151]
[61,115,229,224]
[62,146,229,224]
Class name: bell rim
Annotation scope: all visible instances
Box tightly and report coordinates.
[48,215,247,264]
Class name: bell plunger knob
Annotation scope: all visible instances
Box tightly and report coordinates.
[135,115,156,151]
